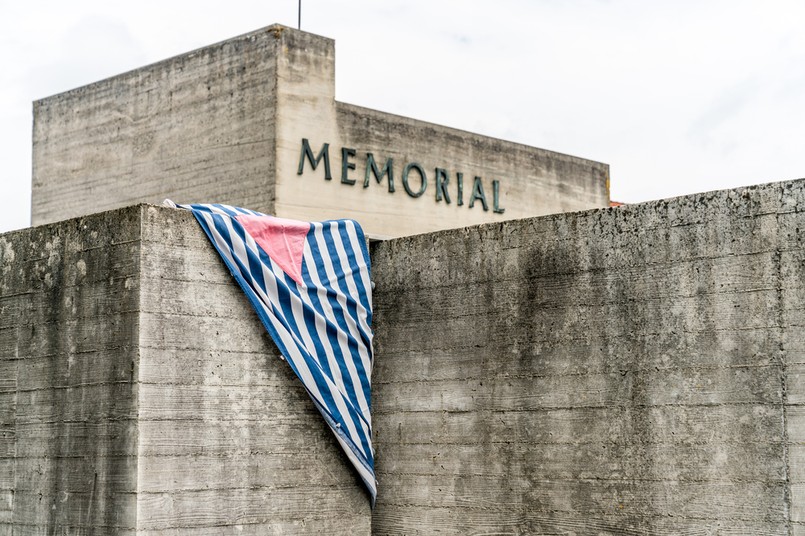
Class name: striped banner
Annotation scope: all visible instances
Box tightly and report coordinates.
[166,201,376,502]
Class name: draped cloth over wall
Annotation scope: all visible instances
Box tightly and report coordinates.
[166,201,377,503]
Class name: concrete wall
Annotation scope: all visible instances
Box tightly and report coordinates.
[32,28,280,227]
[0,205,371,534]
[0,207,142,533]
[370,179,805,534]
[135,206,370,534]
[274,102,608,237]
[32,25,609,239]
[13,177,804,533]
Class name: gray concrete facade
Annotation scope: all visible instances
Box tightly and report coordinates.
[0,205,370,534]
[370,178,805,534]
[32,25,609,239]
[17,17,805,535]
[32,29,281,231]
[3,178,804,533]
[0,208,141,533]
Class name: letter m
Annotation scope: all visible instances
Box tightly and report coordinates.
[298,138,332,180]
[364,153,395,193]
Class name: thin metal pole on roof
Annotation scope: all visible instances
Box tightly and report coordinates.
[298,0,301,29]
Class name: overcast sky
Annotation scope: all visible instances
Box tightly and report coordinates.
[1,0,803,233]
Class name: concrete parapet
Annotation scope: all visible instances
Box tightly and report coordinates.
[370,178,805,534]
[0,205,370,534]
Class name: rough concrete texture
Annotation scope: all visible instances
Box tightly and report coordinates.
[32,28,280,227]
[32,25,609,239]
[0,207,142,533]
[370,178,805,534]
[322,102,608,232]
[8,178,805,534]
[0,205,371,534]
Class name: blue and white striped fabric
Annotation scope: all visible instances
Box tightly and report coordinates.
[167,201,376,502]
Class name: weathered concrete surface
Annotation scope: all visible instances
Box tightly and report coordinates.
[0,206,371,534]
[10,178,805,533]
[32,25,609,239]
[135,206,370,534]
[0,207,142,533]
[370,178,805,534]
[32,28,280,228]
[279,102,607,236]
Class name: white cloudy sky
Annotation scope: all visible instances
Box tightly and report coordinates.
[1,0,803,233]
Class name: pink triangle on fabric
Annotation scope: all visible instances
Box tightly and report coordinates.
[235,214,310,286]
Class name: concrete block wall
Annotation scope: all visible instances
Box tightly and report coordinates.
[370,178,805,534]
[0,206,370,534]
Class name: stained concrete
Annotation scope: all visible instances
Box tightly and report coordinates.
[0,205,370,534]
[370,178,805,534]
[0,207,142,533]
[4,178,804,534]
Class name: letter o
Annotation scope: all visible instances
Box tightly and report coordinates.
[402,162,427,198]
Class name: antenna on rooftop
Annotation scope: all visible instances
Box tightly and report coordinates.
[298,0,301,29]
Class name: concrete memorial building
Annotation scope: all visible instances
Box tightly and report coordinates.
[31,24,610,238]
[2,23,805,535]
